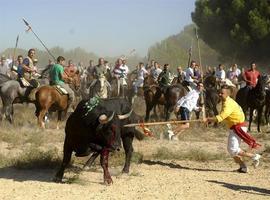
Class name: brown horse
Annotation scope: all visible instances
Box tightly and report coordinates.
[35,80,80,129]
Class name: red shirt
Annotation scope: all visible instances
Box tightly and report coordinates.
[244,69,260,87]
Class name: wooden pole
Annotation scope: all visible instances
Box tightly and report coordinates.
[124,119,204,127]
[195,28,206,120]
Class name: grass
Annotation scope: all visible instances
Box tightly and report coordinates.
[9,146,62,169]
[151,147,228,162]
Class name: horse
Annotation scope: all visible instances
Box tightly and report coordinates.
[0,73,12,84]
[89,75,108,99]
[0,79,43,122]
[236,74,270,132]
[143,74,188,121]
[35,80,80,129]
[264,89,270,126]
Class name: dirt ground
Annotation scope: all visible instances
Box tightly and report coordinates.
[0,103,270,200]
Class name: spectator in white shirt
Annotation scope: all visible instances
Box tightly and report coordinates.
[215,64,226,82]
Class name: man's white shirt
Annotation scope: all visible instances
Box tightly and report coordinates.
[176,89,200,112]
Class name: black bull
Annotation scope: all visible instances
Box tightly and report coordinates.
[54,98,144,184]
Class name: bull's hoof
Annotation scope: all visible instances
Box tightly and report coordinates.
[104,177,113,185]
[53,176,63,183]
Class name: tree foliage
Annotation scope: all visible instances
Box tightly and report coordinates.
[192,0,270,63]
[148,24,220,71]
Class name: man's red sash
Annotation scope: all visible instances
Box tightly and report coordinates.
[230,122,261,149]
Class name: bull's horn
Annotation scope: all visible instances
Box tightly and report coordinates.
[99,112,115,124]
[107,111,115,123]
[118,109,133,120]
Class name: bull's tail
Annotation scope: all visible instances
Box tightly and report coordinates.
[134,129,144,141]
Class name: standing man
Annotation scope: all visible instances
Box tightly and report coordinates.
[205,85,261,173]
[49,56,75,113]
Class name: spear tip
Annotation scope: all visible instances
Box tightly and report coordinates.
[22,18,29,26]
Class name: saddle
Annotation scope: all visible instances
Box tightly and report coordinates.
[54,85,68,95]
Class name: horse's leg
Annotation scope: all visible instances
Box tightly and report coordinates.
[56,111,62,130]
[38,108,47,129]
[257,107,263,132]
[4,101,13,123]
[145,103,152,122]
[264,104,270,126]
[248,107,253,132]
[164,104,170,121]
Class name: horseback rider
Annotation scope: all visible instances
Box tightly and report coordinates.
[113,58,129,89]
[176,66,186,83]
[0,55,11,77]
[157,64,171,93]
[215,64,226,87]
[90,57,111,91]
[49,56,75,113]
[183,60,198,89]
[243,62,260,89]
[150,61,162,82]
[133,62,148,95]
[227,64,241,88]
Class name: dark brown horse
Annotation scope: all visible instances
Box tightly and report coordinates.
[143,74,187,121]
[236,74,270,132]
[35,80,80,129]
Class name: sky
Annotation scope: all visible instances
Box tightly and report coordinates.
[0,0,196,57]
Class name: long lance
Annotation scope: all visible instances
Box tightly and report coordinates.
[187,39,193,67]
[195,28,206,120]
[11,35,19,68]
[22,18,56,62]
[124,119,204,127]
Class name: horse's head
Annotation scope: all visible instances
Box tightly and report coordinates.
[97,75,106,90]
[257,74,270,90]
[143,75,157,87]
[203,75,217,89]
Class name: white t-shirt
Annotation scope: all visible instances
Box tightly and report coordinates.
[176,89,200,112]
[137,67,148,80]
[185,67,194,82]
[215,69,226,80]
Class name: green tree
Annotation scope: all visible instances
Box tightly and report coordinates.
[192,0,270,63]
[148,24,219,72]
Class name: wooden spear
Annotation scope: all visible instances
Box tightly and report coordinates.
[195,27,206,120]
[124,119,204,127]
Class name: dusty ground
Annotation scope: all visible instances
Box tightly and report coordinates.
[0,103,270,200]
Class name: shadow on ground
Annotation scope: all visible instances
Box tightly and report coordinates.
[142,160,232,173]
[0,167,56,183]
[207,180,270,196]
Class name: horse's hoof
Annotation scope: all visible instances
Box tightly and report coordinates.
[122,168,129,174]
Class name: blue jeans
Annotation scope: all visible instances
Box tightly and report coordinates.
[178,107,190,120]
